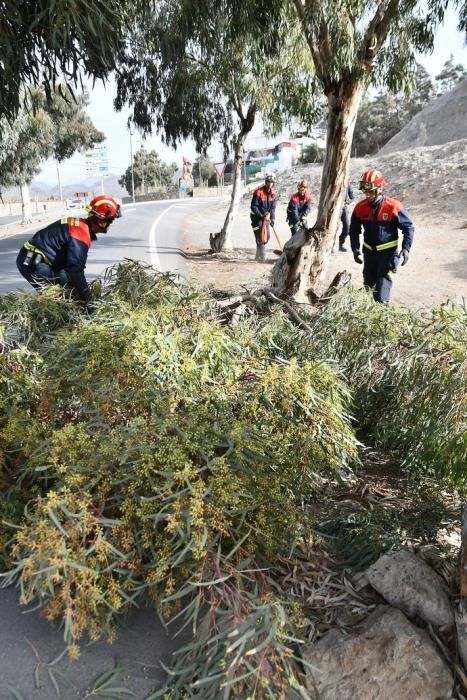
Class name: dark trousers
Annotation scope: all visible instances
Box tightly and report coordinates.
[16,247,69,291]
[363,248,399,303]
[251,219,271,261]
[339,206,350,244]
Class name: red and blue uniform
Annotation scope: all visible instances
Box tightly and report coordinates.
[250,185,278,261]
[16,217,95,300]
[350,196,414,303]
[286,191,313,235]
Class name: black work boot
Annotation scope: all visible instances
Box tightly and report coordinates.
[257,245,266,263]
[339,238,347,252]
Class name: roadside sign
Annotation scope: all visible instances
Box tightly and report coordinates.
[85,145,109,177]
[213,162,227,176]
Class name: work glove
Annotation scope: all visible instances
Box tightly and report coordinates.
[299,216,308,228]
[399,248,409,266]
[352,249,363,264]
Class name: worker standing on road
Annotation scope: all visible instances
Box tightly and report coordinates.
[250,174,278,262]
[350,169,414,304]
[336,180,355,252]
[286,179,313,237]
[16,195,121,301]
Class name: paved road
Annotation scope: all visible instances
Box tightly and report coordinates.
[0,199,218,295]
[0,198,219,699]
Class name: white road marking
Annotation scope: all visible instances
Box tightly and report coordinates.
[148,204,178,271]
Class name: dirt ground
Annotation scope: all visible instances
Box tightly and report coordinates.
[184,196,467,308]
[2,186,465,308]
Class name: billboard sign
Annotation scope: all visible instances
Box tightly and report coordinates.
[85,145,109,177]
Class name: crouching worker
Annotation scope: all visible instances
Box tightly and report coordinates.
[350,169,414,304]
[250,174,278,262]
[286,179,313,237]
[16,195,121,301]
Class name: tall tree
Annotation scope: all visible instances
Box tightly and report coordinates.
[271,0,465,302]
[115,0,318,251]
[119,148,177,196]
[0,87,103,221]
[435,54,467,95]
[0,0,147,122]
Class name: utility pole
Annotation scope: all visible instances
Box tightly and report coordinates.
[56,161,63,204]
[140,143,145,195]
[129,129,136,203]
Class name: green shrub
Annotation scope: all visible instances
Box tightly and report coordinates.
[0,263,358,697]
[257,288,466,485]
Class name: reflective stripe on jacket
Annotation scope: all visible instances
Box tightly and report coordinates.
[349,196,414,253]
[27,217,92,299]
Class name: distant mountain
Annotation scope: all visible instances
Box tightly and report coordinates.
[44,174,128,200]
[2,174,128,201]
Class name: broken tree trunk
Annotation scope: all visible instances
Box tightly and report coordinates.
[271,80,364,303]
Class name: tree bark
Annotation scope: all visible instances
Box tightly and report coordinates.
[271,79,365,303]
[20,181,32,223]
[210,131,248,252]
[209,103,256,253]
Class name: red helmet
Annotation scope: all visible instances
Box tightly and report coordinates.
[87,195,122,221]
[359,169,386,192]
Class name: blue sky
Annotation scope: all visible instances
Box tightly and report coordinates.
[38,7,467,186]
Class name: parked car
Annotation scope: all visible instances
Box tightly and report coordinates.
[67,198,86,210]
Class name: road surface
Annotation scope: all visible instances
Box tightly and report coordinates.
[0,198,218,295]
[0,198,219,699]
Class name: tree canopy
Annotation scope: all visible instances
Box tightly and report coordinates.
[0,87,104,189]
[118,148,177,196]
[114,0,319,249]
[0,0,148,122]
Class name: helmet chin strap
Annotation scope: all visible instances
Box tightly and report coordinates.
[89,217,110,234]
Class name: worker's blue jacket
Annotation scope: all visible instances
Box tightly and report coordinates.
[286,192,313,228]
[250,185,277,225]
[349,196,414,253]
[26,217,94,299]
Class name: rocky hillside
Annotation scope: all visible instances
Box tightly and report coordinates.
[379,77,467,155]
[272,137,467,225]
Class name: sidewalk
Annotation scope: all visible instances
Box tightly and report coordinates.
[0,211,67,241]
[0,586,188,699]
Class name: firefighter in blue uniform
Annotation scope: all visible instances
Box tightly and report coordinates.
[337,180,355,251]
[16,195,121,301]
[250,174,278,262]
[286,179,313,237]
[350,169,414,304]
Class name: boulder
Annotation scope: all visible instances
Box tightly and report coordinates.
[304,606,453,700]
[364,549,453,626]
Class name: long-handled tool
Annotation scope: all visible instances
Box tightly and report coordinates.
[271,224,283,255]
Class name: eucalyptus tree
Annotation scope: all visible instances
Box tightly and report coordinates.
[0,0,148,122]
[115,0,317,251]
[435,55,467,95]
[0,87,103,221]
[271,0,467,302]
[119,148,177,196]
